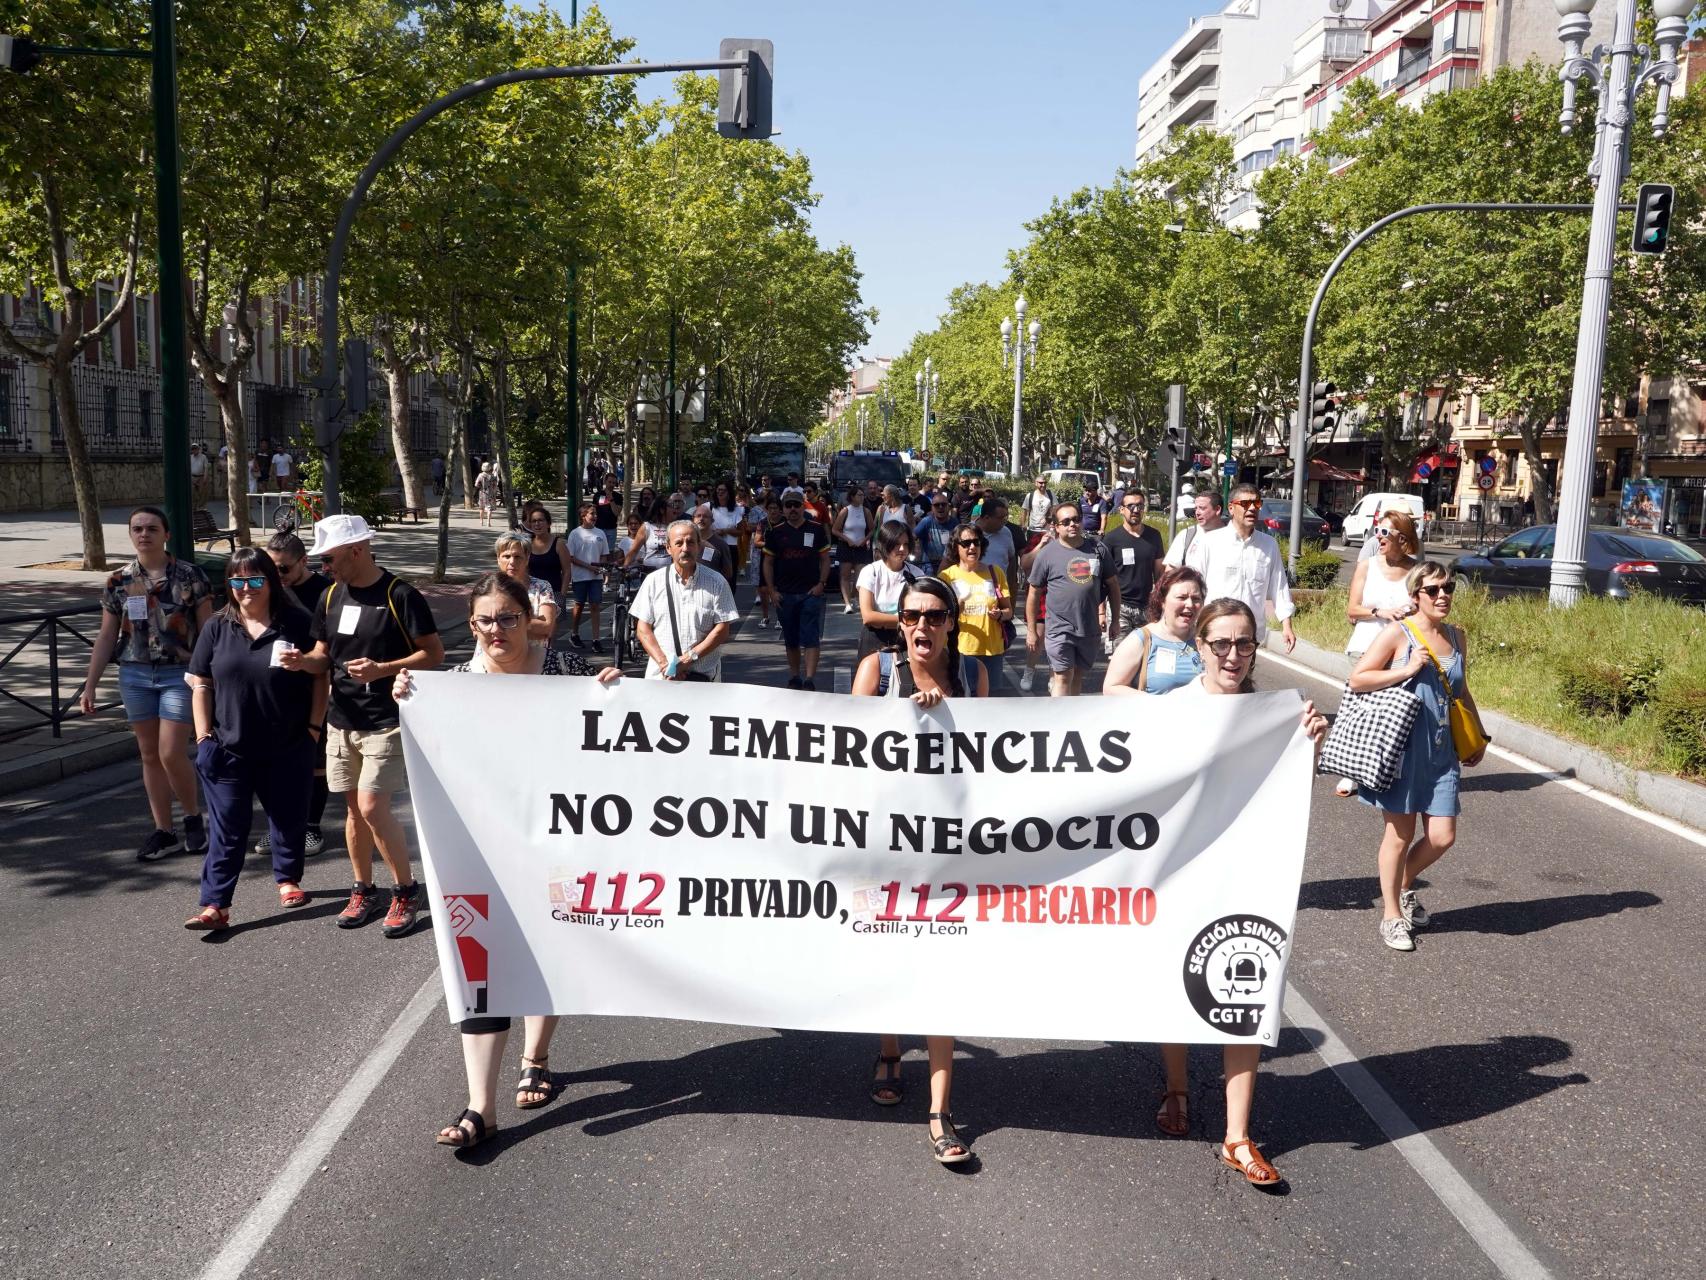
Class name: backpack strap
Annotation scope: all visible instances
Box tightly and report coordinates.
[877,649,893,697]
[384,576,417,652]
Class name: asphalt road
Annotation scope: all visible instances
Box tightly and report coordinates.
[2,589,1699,1280]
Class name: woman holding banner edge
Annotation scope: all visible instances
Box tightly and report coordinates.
[851,576,986,1166]
[395,573,621,1150]
[1155,597,1328,1187]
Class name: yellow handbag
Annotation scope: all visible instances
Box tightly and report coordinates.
[1402,621,1490,762]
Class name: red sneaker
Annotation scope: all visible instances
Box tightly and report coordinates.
[382,882,422,938]
[336,883,380,929]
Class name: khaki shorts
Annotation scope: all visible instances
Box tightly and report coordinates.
[326,725,407,794]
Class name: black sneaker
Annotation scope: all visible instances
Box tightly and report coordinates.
[336,883,382,929]
[787,677,803,690]
[568,634,586,650]
[136,828,182,862]
[801,678,816,692]
[590,639,606,654]
[182,814,208,853]
[382,882,423,938]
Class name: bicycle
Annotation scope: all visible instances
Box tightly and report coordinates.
[604,564,648,674]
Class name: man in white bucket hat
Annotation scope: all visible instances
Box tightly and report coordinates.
[288,514,443,935]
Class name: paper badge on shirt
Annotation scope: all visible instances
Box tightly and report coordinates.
[337,604,363,636]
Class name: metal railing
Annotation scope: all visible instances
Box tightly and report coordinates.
[0,605,120,741]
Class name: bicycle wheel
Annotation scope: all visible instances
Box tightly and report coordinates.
[610,604,629,670]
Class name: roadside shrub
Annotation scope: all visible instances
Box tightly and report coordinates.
[1651,648,1706,775]
[1294,547,1341,589]
[1557,653,1663,719]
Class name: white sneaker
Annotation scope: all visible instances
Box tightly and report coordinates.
[1379,917,1415,952]
[842,603,854,614]
[758,617,771,630]
[1399,889,1430,928]
[1334,777,1356,798]
[1019,670,1035,693]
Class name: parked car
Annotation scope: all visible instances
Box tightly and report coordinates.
[1454,524,1706,603]
[1258,501,1332,552]
[1043,467,1103,493]
[1344,492,1430,546]
[1315,507,1347,538]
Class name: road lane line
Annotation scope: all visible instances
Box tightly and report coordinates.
[1285,982,1556,1280]
[198,970,443,1280]
[1260,647,1706,848]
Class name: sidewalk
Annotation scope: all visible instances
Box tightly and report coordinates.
[0,503,501,798]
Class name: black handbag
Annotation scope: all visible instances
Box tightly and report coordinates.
[665,571,713,682]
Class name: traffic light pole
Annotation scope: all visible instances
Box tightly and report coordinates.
[1288,201,1604,573]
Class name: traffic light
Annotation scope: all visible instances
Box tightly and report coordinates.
[717,39,774,139]
[1165,383,1188,463]
[1308,381,1338,435]
[342,337,371,419]
[1163,423,1188,463]
[927,411,936,427]
[1631,183,1674,255]
[0,34,45,75]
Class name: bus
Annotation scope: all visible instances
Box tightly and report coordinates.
[741,432,808,488]
[826,449,908,496]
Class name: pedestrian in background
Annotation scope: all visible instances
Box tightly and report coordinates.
[80,506,212,863]
[1149,596,1327,1186]
[183,549,326,930]
[1024,502,1119,697]
[493,530,559,642]
[189,442,209,506]
[852,575,982,1167]
[692,503,737,587]
[832,485,872,614]
[940,522,1011,696]
[1334,510,1420,797]
[474,461,498,527]
[763,493,831,690]
[522,502,572,620]
[1019,475,1054,535]
[633,521,740,682]
[1347,562,1487,952]
[751,497,784,629]
[1101,490,1165,651]
[394,573,618,1151]
[1186,483,1294,651]
[1078,476,1111,536]
[1102,566,1206,695]
[855,521,923,662]
[290,514,443,937]
[1164,489,1224,568]
[565,501,610,652]
[266,532,333,856]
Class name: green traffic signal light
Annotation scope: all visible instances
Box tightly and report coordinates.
[1632,182,1674,256]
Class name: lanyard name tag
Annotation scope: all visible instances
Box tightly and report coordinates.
[1121,547,1136,566]
[802,532,814,548]
[701,546,716,560]
[125,595,149,621]
[336,604,363,636]
[1154,648,1178,676]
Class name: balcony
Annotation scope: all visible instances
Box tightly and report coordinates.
[1170,50,1220,99]
[1385,52,1431,93]
[1166,84,1218,130]
[1171,19,1220,68]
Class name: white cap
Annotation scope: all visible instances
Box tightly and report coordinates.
[306,513,374,556]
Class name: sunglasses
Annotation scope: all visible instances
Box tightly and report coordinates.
[1056,516,1081,526]
[1374,528,1397,540]
[783,501,804,509]
[1203,637,1258,658]
[957,539,985,550]
[471,612,526,632]
[1122,503,1144,511]
[227,576,267,591]
[898,608,952,627]
[1418,581,1457,598]
[1231,499,1262,510]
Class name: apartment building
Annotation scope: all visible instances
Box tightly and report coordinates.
[0,282,448,513]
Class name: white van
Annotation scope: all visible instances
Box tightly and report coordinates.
[1043,468,1103,493]
[1344,492,1429,546]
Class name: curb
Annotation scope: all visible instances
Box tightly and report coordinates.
[1268,632,1706,835]
[0,729,137,798]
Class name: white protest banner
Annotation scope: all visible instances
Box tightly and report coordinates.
[400,675,1313,1046]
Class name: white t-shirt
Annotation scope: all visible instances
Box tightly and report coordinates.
[566,526,607,584]
[711,504,746,545]
[272,451,292,477]
[189,451,207,478]
[855,559,917,613]
[630,564,740,680]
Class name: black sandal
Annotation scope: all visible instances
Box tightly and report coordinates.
[515,1057,560,1110]
[870,1053,904,1107]
[435,1108,494,1148]
[927,1111,973,1165]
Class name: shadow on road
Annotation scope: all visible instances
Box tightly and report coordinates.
[1460,771,1558,794]
[1425,890,1660,936]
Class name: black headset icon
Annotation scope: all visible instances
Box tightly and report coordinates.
[1224,947,1268,987]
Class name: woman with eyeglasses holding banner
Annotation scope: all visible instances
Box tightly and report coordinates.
[851,577,986,1167]
[1333,511,1420,796]
[395,573,620,1151]
[1148,597,1328,1187]
[939,522,1011,696]
[1346,562,1487,953]
[182,549,327,930]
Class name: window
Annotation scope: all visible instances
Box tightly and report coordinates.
[1273,137,1297,157]
[1237,149,1274,176]
[139,388,154,438]
[1323,28,1365,61]
[104,385,119,436]
[0,372,11,439]
[98,287,116,365]
[135,296,151,366]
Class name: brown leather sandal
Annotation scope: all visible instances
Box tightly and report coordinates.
[1219,1139,1282,1186]
[1155,1090,1189,1137]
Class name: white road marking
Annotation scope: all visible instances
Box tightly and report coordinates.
[1285,983,1555,1280]
[1261,647,1706,848]
[197,971,444,1280]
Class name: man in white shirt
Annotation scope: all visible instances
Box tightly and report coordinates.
[1019,476,1054,534]
[188,443,208,504]
[1186,483,1295,650]
[271,448,294,492]
[1164,489,1225,568]
[631,521,740,681]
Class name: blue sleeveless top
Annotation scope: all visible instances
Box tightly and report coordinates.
[1145,629,1203,694]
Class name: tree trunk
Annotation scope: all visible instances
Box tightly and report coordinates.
[377,336,427,511]
[51,365,109,572]
[433,404,464,584]
[213,379,253,545]
[1516,418,1555,524]
[492,358,517,527]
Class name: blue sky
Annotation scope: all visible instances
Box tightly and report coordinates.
[586,0,1211,359]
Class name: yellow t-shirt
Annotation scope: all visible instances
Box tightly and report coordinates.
[941,564,1009,657]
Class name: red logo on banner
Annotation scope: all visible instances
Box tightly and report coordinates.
[444,893,490,1013]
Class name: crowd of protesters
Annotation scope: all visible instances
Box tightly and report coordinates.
[81,462,1479,1183]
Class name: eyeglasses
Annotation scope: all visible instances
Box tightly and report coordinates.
[227,576,267,591]
[783,501,804,509]
[1056,516,1081,526]
[1122,503,1144,512]
[1231,499,1262,510]
[1203,637,1258,658]
[470,612,525,633]
[1418,581,1457,598]
[898,608,952,627]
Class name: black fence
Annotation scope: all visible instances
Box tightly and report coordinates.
[0,605,119,741]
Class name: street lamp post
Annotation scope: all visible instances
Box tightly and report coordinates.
[914,357,939,455]
[877,387,895,448]
[1547,0,1690,606]
[1000,297,1039,478]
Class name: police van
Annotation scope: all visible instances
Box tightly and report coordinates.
[827,449,908,496]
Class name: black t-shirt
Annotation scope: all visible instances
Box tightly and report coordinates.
[595,492,620,532]
[1101,523,1165,606]
[764,519,829,595]
[188,606,318,754]
[287,570,333,618]
[310,570,438,731]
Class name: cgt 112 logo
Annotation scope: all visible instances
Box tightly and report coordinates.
[1182,914,1288,1039]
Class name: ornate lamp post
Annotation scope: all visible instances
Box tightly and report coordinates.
[1000,297,1040,477]
[914,357,939,455]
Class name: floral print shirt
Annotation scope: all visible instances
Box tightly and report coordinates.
[98,556,212,665]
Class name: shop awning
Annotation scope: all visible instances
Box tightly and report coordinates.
[1309,458,1365,483]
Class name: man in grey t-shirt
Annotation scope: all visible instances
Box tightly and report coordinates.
[1023,501,1120,697]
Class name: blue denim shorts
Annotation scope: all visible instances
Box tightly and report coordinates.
[118,662,194,724]
[778,592,825,650]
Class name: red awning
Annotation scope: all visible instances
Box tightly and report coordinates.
[1309,458,1364,483]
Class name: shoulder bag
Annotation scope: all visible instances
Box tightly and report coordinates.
[1316,678,1423,793]
[1402,621,1490,762]
[664,571,713,682]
